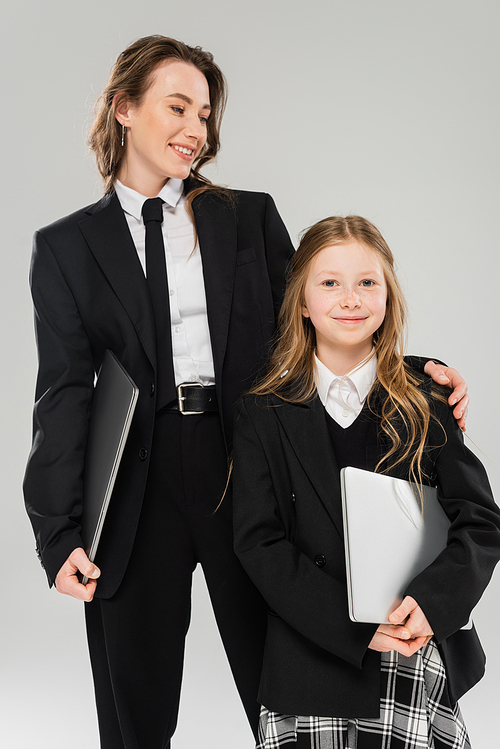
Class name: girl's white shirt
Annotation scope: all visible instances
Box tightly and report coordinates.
[314,353,377,428]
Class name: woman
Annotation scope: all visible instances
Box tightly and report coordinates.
[232,216,500,748]
[24,36,469,748]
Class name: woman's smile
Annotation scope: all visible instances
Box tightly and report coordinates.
[170,143,196,160]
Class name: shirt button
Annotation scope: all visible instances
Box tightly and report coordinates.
[342,410,349,417]
[174,326,180,333]
[169,289,174,295]
[190,375,197,382]
[139,448,148,461]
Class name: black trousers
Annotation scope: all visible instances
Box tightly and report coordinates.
[85,409,267,749]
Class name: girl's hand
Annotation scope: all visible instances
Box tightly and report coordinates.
[389,596,433,640]
[368,597,433,656]
[368,627,430,657]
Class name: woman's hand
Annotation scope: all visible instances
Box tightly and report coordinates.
[54,547,100,602]
[424,361,469,431]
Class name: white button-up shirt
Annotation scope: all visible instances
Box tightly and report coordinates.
[115,179,215,386]
[314,353,378,427]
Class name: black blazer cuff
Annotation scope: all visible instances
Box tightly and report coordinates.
[39,530,85,588]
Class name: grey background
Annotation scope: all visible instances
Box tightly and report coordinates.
[2,1,498,746]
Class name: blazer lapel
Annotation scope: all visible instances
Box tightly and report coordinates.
[191,190,237,377]
[275,396,345,537]
[78,193,157,369]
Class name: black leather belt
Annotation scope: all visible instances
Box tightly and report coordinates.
[163,383,218,415]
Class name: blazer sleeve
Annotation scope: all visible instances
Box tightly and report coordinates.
[263,193,294,318]
[405,400,500,642]
[233,398,377,669]
[23,229,94,586]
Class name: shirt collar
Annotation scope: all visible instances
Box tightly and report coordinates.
[314,352,378,407]
[115,178,184,221]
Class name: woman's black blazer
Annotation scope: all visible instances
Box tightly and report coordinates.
[23,182,295,597]
[232,381,500,717]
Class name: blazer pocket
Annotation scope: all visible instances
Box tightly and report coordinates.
[235,247,256,266]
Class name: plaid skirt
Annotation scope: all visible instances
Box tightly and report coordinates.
[257,641,471,749]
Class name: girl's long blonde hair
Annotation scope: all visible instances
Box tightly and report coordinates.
[253,215,445,489]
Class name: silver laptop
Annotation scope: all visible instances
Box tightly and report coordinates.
[340,466,449,624]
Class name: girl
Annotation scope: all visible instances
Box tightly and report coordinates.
[233,215,500,748]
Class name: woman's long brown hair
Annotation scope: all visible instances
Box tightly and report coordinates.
[252,216,446,496]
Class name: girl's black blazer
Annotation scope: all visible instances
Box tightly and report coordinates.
[232,381,500,717]
[23,182,295,596]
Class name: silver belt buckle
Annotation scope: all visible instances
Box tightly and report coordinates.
[177,382,202,415]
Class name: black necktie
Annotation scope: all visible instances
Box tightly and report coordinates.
[142,197,176,408]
